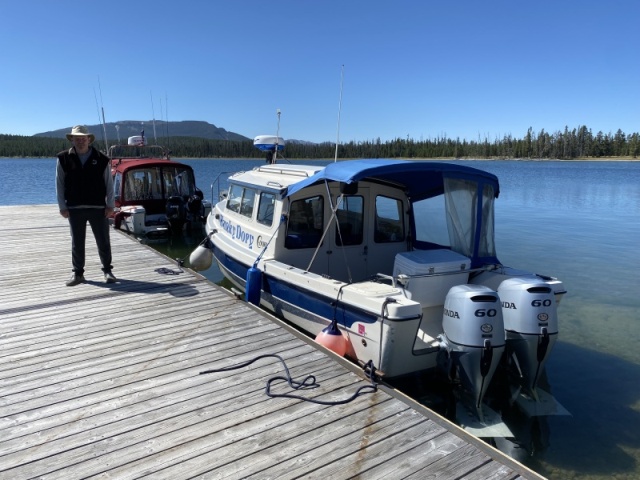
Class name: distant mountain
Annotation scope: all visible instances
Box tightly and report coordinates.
[34,120,250,142]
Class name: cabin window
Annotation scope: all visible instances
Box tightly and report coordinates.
[257,192,276,226]
[163,167,194,197]
[123,173,137,201]
[226,184,256,218]
[413,193,451,248]
[374,195,405,243]
[226,185,242,213]
[441,178,497,259]
[335,195,364,246]
[149,167,163,200]
[240,189,256,217]
[113,172,122,202]
[477,183,497,258]
[123,168,163,201]
[285,195,324,249]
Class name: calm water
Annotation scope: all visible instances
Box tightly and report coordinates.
[2,157,639,480]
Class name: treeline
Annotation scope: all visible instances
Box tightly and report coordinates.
[1,126,638,159]
[344,127,639,160]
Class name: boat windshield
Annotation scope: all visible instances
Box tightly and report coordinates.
[122,166,196,201]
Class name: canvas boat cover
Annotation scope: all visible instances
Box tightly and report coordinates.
[284,159,500,201]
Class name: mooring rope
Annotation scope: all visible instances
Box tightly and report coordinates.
[200,354,378,406]
[155,231,216,276]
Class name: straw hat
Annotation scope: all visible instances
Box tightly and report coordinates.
[66,125,95,143]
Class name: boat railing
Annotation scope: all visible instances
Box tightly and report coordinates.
[108,144,169,160]
[256,165,315,177]
[210,171,235,204]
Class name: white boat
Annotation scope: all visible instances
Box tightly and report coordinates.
[192,148,566,419]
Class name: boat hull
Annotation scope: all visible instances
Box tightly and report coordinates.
[212,244,436,378]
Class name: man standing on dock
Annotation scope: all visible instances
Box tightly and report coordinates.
[56,125,117,286]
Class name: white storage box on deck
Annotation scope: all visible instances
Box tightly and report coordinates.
[393,249,471,307]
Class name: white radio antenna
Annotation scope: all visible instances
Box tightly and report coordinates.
[334,65,344,162]
[150,91,158,144]
[97,76,109,153]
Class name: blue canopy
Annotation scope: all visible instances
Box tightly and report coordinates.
[285,159,500,201]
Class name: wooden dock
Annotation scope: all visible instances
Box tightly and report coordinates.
[0,205,544,479]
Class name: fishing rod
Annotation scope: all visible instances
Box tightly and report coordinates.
[150,91,158,144]
[166,94,170,147]
[97,76,109,153]
[334,64,344,163]
[93,87,108,153]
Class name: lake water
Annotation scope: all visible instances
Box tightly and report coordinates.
[2,157,639,480]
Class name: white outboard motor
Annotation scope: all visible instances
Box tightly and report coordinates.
[440,285,505,418]
[498,277,558,400]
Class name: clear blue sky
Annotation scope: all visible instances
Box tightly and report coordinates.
[1,0,638,144]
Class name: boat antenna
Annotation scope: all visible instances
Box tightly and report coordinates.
[159,97,165,143]
[274,108,281,164]
[94,76,109,153]
[93,88,102,140]
[150,91,158,144]
[115,124,120,144]
[334,64,344,163]
[165,93,170,150]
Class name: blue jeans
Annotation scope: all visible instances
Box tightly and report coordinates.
[68,208,113,275]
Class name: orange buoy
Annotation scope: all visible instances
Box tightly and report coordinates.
[315,322,350,357]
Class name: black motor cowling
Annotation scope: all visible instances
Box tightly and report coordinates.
[166,196,187,232]
[186,193,203,217]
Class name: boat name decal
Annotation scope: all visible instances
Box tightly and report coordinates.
[501,302,517,309]
[219,215,254,249]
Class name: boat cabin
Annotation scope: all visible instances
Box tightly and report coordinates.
[220,160,500,284]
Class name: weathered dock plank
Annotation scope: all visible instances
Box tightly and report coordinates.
[0,205,542,480]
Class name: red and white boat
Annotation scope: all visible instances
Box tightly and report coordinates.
[110,135,211,239]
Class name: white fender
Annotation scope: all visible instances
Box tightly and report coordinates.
[189,245,213,271]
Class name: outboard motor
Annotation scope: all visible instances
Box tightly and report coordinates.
[439,285,505,419]
[166,196,187,232]
[186,194,203,218]
[498,277,558,400]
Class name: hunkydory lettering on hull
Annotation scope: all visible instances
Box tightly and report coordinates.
[219,215,254,249]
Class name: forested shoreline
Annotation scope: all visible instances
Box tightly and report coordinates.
[1,126,638,160]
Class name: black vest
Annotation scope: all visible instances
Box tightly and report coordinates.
[58,148,110,207]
